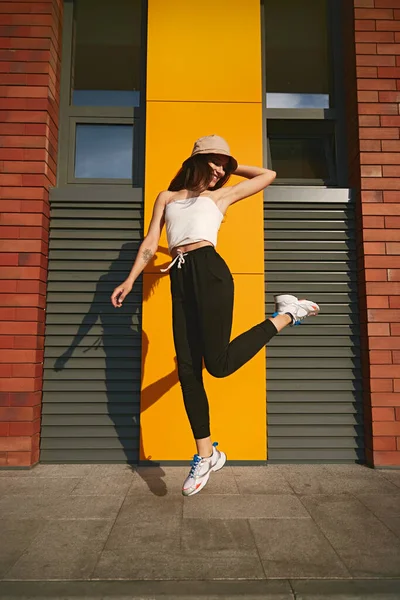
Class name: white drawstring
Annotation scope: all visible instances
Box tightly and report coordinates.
[160,250,187,272]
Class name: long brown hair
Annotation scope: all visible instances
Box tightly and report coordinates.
[168,154,234,193]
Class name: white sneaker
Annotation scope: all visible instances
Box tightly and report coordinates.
[274,294,320,326]
[182,442,226,497]
[274,294,298,313]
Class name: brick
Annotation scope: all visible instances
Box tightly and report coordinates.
[384,190,400,200]
[396,379,400,391]
[6,451,32,467]
[372,407,395,420]
[361,165,383,177]
[371,364,400,378]
[363,216,386,228]
[355,19,376,31]
[366,257,400,268]
[360,103,399,116]
[364,203,400,214]
[372,392,400,405]
[355,8,395,18]
[393,324,400,334]
[390,297,400,308]
[373,450,400,466]
[387,243,400,253]
[362,190,384,202]
[385,216,400,226]
[9,419,40,437]
[365,268,388,281]
[389,269,400,280]
[357,43,378,55]
[364,242,387,254]
[376,0,400,7]
[362,177,400,188]
[361,152,400,164]
[377,19,400,30]
[359,127,399,139]
[370,350,393,363]
[371,378,393,391]
[373,421,400,436]
[359,115,381,126]
[367,296,390,308]
[378,43,400,54]
[368,322,391,335]
[358,79,396,91]
[360,140,382,151]
[14,336,44,350]
[369,309,400,322]
[354,0,374,6]
[357,66,378,77]
[382,116,400,127]
[379,67,400,79]
[0,437,31,452]
[358,90,380,102]
[9,391,42,407]
[0,349,41,363]
[356,32,395,43]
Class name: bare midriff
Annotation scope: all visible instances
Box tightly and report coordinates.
[171,240,213,258]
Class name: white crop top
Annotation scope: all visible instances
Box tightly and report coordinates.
[164,196,223,252]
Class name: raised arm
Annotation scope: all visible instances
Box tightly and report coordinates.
[111,191,168,307]
[216,165,276,213]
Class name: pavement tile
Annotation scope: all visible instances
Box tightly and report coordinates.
[279,464,399,496]
[378,469,400,490]
[249,518,350,578]
[0,465,94,478]
[115,494,183,525]
[0,493,124,520]
[357,494,400,519]
[71,474,133,496]
[181,518,258,557]
[183,494,310,519]
[381,518,400,539]
[0,519,45,578]
[128,466,239,496]
[292,578,400,599]
[0,477,80,497]
[300,494,400,577]
[92,548,266,580]
[0,580,294,599]
[4,519,113,580]
[104,515,181,554]
[232,466,293,495]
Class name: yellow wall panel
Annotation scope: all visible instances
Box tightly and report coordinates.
[141,0,266,461]
[140,273,266,461]
[144,101,264,275]
[146,0,262,103]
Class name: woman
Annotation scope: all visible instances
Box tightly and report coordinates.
[111,135,320,496]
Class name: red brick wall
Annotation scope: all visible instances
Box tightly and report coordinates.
[355,0,400,467]
[0,0,62,467]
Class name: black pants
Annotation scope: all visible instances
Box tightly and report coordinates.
[170,246,277,439]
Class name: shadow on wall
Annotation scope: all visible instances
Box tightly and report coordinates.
[54,242,179,496]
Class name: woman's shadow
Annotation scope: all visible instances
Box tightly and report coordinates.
[54,243,179,496]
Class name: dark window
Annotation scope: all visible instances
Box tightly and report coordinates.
[263,0,344,186]
[58,0,144,186]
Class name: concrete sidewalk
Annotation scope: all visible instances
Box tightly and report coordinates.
[0,464,400,598]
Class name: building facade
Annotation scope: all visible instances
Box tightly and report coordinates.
[0,0,399,468]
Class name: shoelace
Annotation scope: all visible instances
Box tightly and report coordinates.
[188,454,202,478]
[160,250,187,273]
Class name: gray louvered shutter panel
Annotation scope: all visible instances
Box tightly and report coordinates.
[265,190,364,463]
[41,196,143,462]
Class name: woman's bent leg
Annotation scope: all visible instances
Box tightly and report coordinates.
[194,249,278,378]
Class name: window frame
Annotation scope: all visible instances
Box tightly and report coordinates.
[56,0,145,190]
[261,0,348,188]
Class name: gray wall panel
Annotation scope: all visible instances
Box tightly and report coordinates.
[265,194,364,463]
[41,194,143,463]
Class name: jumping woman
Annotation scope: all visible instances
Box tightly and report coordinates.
[111,135,320,496]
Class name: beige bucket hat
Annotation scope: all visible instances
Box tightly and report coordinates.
[185,134,238,172]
